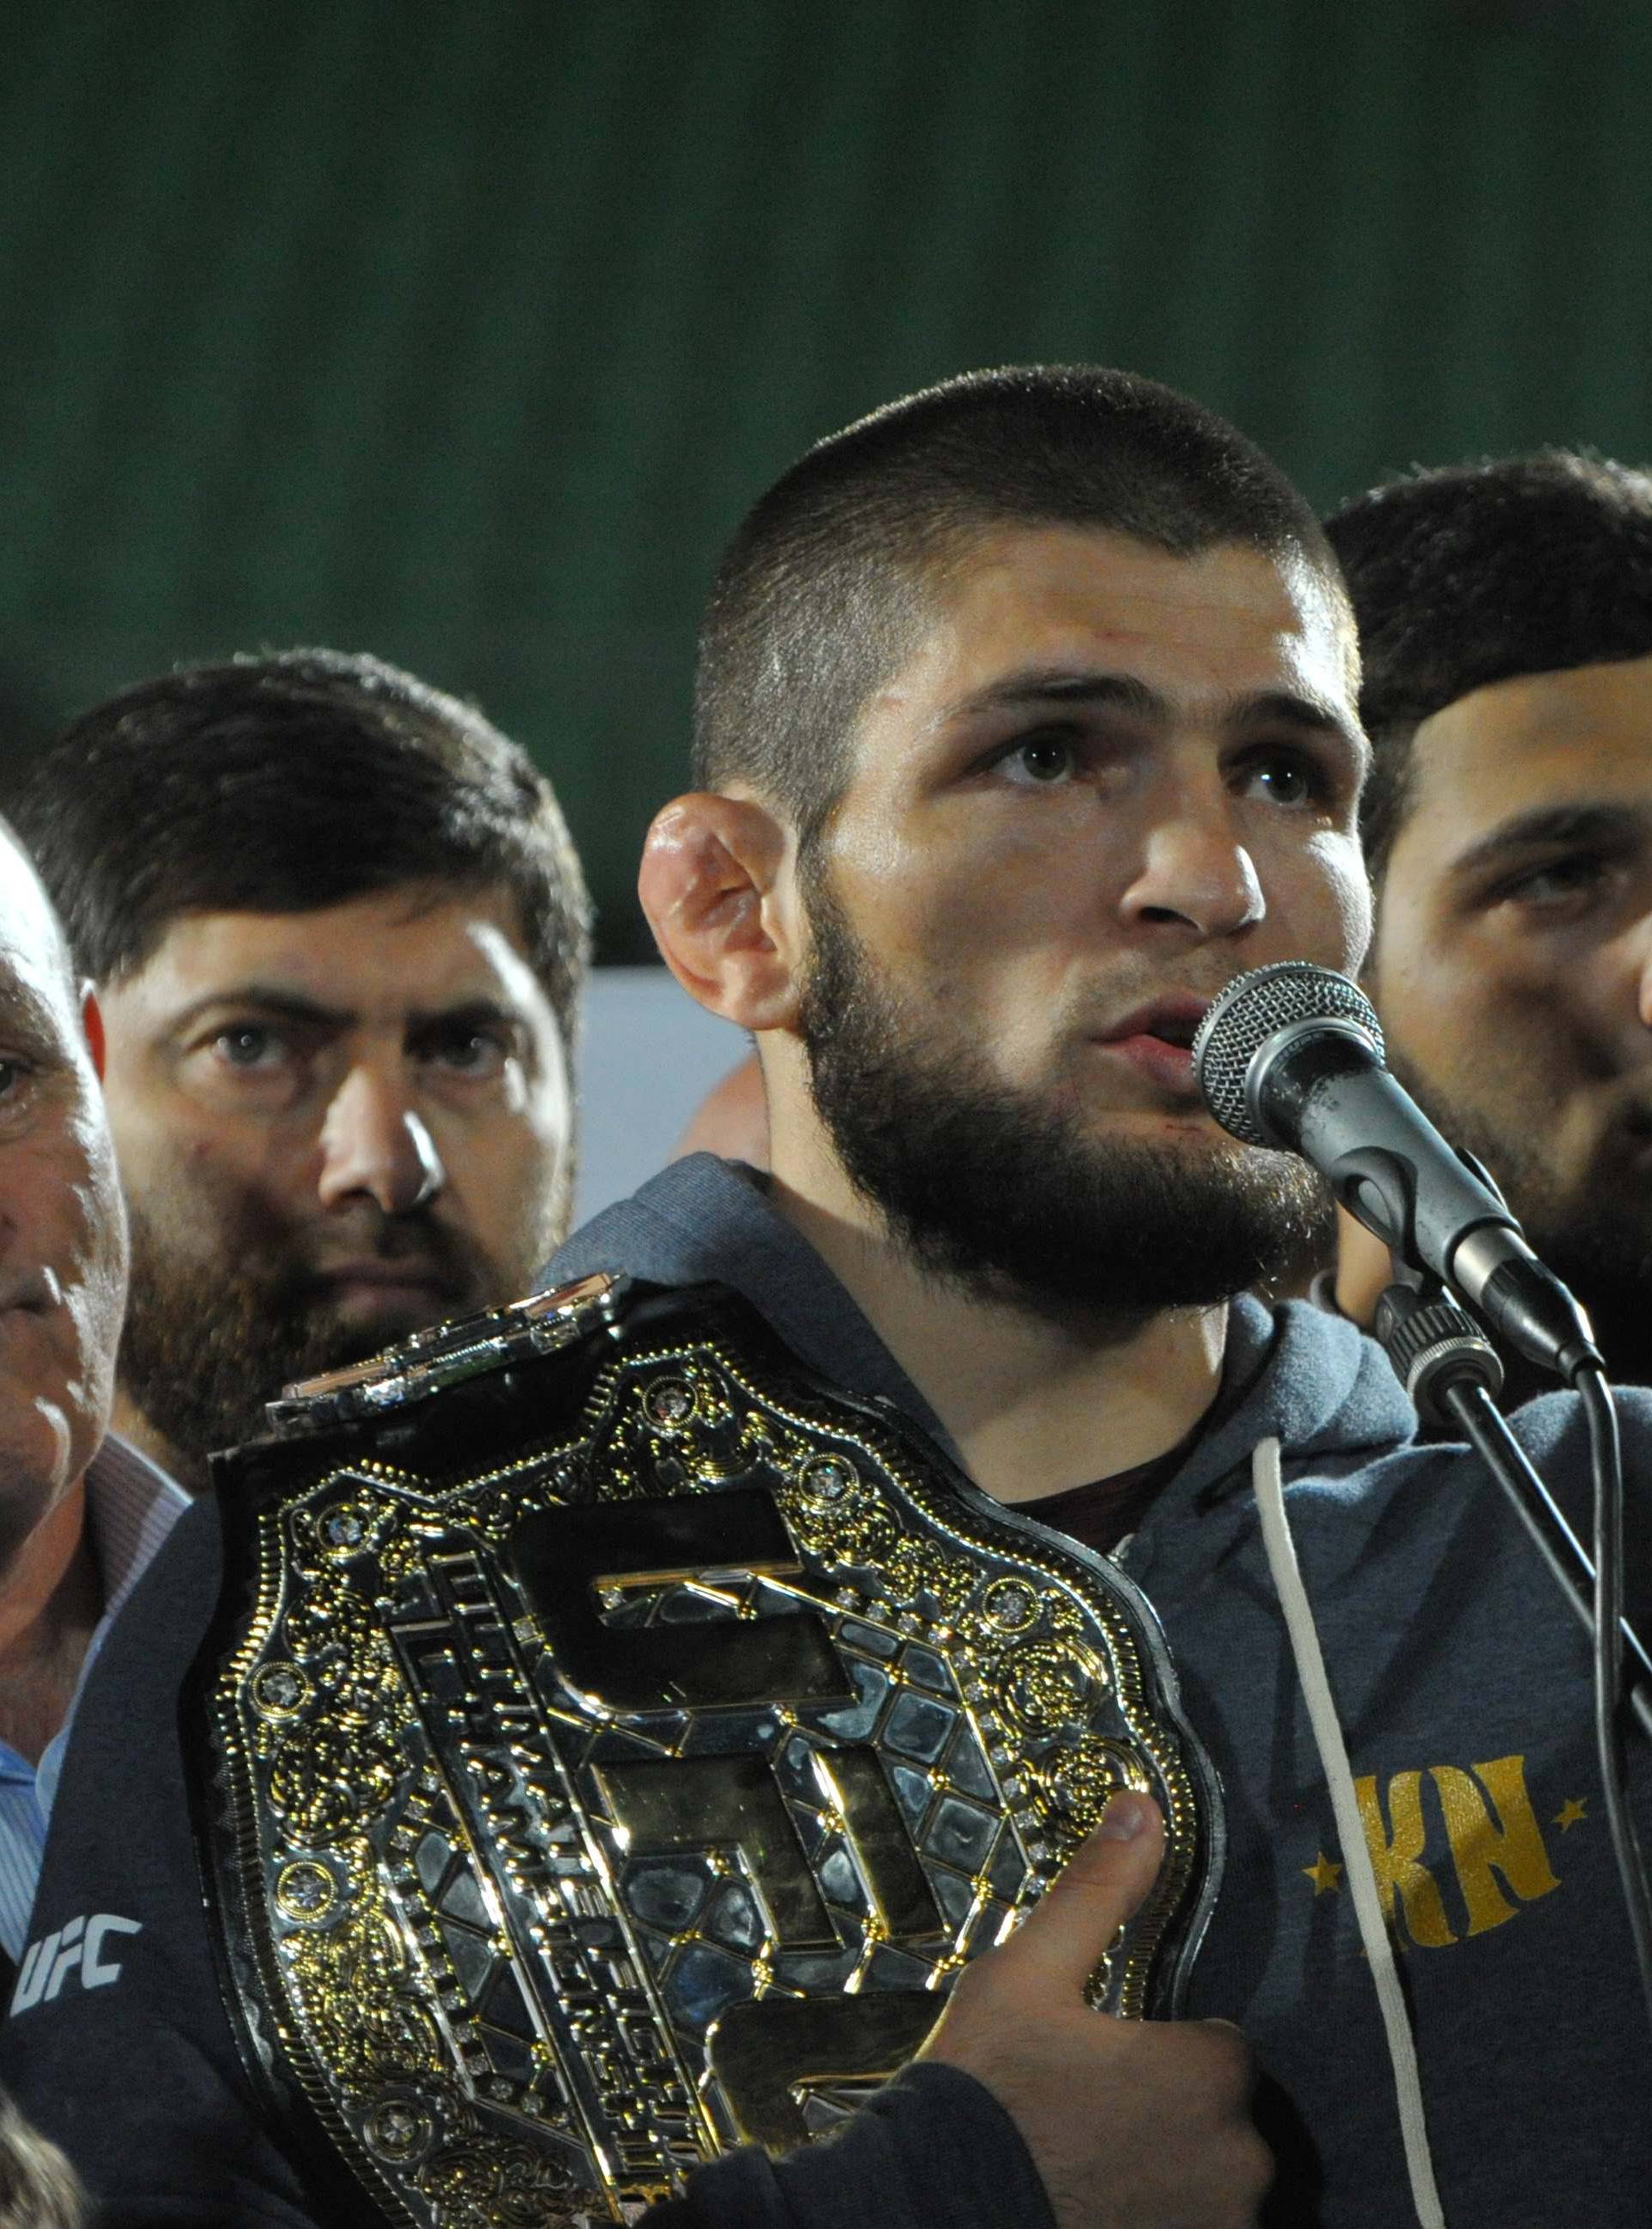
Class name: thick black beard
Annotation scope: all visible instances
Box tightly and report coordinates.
[797,883,1334,1320]
[118,1198,487,1484]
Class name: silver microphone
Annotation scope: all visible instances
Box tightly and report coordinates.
[1192,962,1598,1382]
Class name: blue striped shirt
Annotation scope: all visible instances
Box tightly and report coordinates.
[0,1437,187,1960]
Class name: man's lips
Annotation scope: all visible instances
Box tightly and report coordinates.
[313,1263,459,1309]
[1099,1034,1199,1093]
[1091,997,1213,1098]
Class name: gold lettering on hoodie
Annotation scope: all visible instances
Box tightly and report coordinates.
[1354,1770,1457,1946]
[1431,1756,1560,1936]
[1350,1755,1559,1947]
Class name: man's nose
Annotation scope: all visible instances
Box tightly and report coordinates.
[317,1065,446,1216]
[1119,802,1267,938]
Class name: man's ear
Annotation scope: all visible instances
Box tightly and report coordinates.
[639,793,804,1031]
[81,984,107,1081]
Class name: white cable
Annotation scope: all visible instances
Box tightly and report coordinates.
[1251,1436,1447,2229]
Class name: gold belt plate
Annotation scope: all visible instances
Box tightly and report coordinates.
[200,1281,1221,2226]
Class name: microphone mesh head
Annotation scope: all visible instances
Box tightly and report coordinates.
[1192,963,1384,1145]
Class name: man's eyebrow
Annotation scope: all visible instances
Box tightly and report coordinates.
[0,974,66,1048]
[164,986,353,1034]
[941,667,1358,744]
[1450,801,1647,880]
[941,669,1168,724]
[1222,688,1359,743]
[406,996,527,1033]
[165,988,533,1038]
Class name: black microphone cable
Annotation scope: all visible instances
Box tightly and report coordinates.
[1576,1361,1652,2039]
[1422,1352,1652,2037]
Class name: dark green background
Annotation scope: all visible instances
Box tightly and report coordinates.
[3,0,1646,957]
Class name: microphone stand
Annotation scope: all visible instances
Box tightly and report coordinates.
[1377,1276,1652,2044]
[1374,1279,1652,1744]
[1187,962,1652,2027]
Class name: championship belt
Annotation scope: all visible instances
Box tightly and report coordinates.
[191,1275,1224,2228]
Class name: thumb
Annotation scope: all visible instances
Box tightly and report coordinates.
[991,1792,1166,2000]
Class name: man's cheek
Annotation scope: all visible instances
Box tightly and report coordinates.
[1297,831,1372,971]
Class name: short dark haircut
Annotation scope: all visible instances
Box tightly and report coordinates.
[1327,452,1652,883]
[12,649,589,1045]
[694,364,1351,848]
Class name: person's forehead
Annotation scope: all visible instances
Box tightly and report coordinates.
[0,838,75,1020]
[1396,654,1652,873]
[114,881,547,1019]
[863,522,1354,734]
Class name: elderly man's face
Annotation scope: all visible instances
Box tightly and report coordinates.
[96,880,572,1483]
[0,837,126,1567]
[1369,654,1652,1364]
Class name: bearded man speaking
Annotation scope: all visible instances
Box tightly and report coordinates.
[10,649,588,1492]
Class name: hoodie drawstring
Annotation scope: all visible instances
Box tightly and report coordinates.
[1251,1435,1446,2229]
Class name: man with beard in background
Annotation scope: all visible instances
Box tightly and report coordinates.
[9,648,588,1491]
[1326,454,1652,1383]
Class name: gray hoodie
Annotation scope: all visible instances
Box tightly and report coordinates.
[5,1153,1649,2227]
[548,1156,1652,2226]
